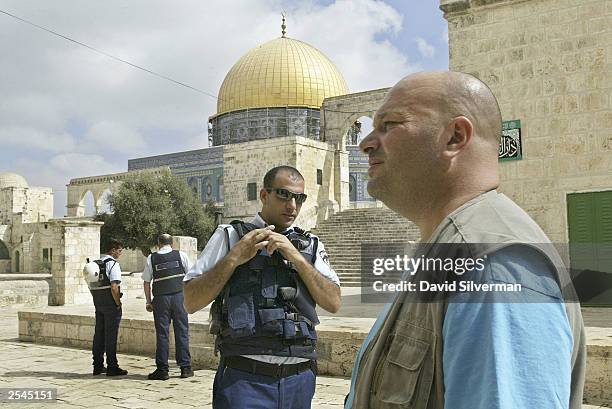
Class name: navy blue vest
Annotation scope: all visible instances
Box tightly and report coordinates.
[151,250,185,296]
[89,257,119,307]
[212,221,320,359]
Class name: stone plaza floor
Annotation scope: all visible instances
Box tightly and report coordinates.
[0,309,349,408]
[1,288,610,408]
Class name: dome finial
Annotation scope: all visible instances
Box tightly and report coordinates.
[281,12,286,38]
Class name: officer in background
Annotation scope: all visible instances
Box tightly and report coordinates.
[143,233,193,380]
[184,165,341,409]
[89,239,128,376]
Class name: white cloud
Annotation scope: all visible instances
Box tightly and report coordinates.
[415,37,435,58]
[82,121,146,153]
[288,0,416,91]
[0,0,428,216]
[49,153,120,176]
[442,27,449,44]
[0,126,76,152]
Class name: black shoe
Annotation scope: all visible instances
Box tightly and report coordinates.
[93,366,106,376]
[106,367,128,376]
[180,366,194,378]
[148,368,169,380]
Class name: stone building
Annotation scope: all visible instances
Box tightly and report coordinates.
[441,0,612,277]
[67,29,380,230]
[0,172,102,306]
[67,1,611,274]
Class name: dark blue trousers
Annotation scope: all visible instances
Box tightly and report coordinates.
[92,304,122,369]
[212,362,316,409]
[152,291,191,371]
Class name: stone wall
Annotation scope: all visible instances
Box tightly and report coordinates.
[172,236,198,267]
[441,0,612,242]
[117,248,146,274]
[53,221,103,305]
[0,186,53,225]
[0,189,14,225]
[222,136,335,230]
[0,278,50,308]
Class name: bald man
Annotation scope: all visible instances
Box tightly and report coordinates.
[345,72,585,409]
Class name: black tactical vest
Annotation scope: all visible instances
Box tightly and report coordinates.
[151,250,186,297]
[211,221,320,359]
[89,257,119,307]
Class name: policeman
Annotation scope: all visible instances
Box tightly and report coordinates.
[184,165,341,409]
[143,233,193,380]
[88,239,128,376]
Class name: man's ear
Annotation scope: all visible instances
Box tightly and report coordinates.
[260,188,268,203]
[442,116,473,158]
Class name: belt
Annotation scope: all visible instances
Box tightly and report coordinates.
[223,356,316,378]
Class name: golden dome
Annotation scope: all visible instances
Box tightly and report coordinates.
[216,37,348,115]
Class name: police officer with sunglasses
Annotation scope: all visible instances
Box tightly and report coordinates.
[184,165,341,409]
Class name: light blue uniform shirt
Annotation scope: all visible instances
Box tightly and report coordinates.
[346,246,573,409]
[142,246,192,283]
[101,255,122,283]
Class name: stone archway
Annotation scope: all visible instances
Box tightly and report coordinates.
[96,189,113,214]
[66,167,168,217]
[320,88,389,210]
[346,115,374,146]
[80,190,96,217]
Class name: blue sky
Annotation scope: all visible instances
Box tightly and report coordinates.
[0,0,448,217]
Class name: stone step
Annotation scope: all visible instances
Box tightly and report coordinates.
[313,224,415,230]
[314,235,417,241]
[313,208,421,289]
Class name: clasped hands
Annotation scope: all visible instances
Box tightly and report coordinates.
[230,225,301,266]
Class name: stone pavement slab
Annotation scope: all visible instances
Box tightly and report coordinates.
[1,308,348,408]
[4,303,612,408]
[0,336,606,409]
[0,338,349,408]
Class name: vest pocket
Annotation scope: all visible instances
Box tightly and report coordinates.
[258,308,284,335]
[374,333,431,407]
[226,294,255,337]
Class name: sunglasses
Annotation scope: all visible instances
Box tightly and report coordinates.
[266,188,308,204]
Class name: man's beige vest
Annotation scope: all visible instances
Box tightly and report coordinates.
[350,191,586,409]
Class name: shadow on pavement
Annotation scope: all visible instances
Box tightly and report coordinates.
[2,371,148,381]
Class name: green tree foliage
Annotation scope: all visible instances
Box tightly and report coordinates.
[94,170,216,255]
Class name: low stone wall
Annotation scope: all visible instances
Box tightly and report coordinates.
[17,309,366,378]
[16,308,612,405]
[0,277,51,308]
[0,272,145,309]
